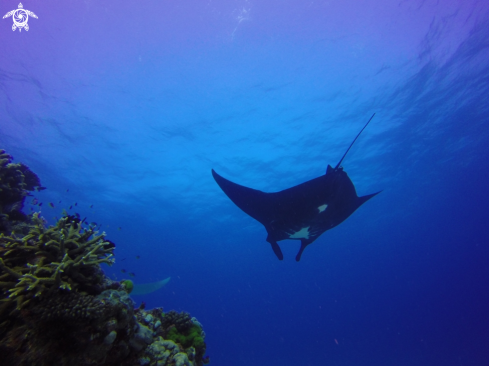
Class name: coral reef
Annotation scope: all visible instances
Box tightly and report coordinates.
[33,291,107,321]
[135,309,209,366]
[0,212,116,320]
[0,149,44,235]
[0,149,209,366]
[2,289,138,366]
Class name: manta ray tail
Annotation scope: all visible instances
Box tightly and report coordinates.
[335,113,376,170]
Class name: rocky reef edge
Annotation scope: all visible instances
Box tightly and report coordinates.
[0,149,210,366]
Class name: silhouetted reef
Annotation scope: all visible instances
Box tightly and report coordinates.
[0,149,210,366]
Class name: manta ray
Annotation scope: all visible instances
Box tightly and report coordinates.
[212,113,380,261]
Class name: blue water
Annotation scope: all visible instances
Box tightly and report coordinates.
[2,1,489,365]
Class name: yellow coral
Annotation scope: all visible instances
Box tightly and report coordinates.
[0,212,115,317]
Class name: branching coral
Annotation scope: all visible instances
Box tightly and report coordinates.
[0,212,115,319]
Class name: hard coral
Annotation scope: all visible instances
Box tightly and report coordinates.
[159,311,207,366]
[4,289,138,366]
[33,291,107,321]
[0,149,44,235]
[166,325,204,349]
[134,308,209,366]
[0,212,115,320]
[0,149,210,366]
[161,310,193,332]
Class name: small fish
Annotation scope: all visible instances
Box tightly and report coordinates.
[121,269,127,273]
[118,227,122,231]
[49,203,55,208]
[120,258,126,262]
[129,272,136,277]
[74,202,77,206]
[39,203,43,207]
[58,200,62,203]
[90,204,93,208]
[30,207,33,211]
[31,198,38,205]
[334,339,339,345]
[66,189,69,192]
[135,255,140,259]
[69,205,72,209]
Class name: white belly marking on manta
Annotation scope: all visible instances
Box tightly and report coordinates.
[317,204,328,213]
[288,227,310,239]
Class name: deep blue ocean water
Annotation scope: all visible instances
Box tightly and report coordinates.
[1,1,489,365]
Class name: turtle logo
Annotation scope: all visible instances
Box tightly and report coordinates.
[3,3,37,32]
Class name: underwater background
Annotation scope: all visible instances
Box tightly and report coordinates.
[1,0,489,365]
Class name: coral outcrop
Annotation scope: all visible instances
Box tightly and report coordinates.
[0,212,116,320]
[0,149,209,366]
[134,308,208,366]
[0,149,44,235]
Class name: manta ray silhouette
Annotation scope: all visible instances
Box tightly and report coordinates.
[212,113,381,261]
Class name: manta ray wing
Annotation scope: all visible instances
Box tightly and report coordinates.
[211,169,274,224]
[212,169,288,259]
